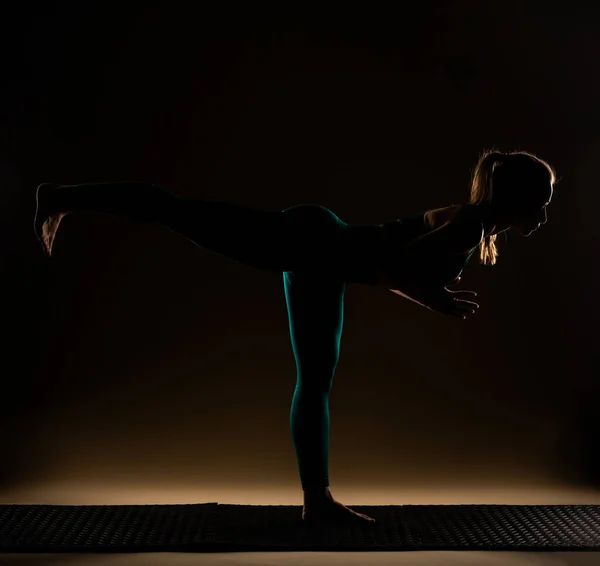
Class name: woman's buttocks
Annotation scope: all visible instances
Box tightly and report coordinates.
[281,204,343,225]
[279,205,346,273]
[279,205,381,283]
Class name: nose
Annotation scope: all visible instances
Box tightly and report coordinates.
[539,208,547,225]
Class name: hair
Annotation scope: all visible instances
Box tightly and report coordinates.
[468,148,558,266]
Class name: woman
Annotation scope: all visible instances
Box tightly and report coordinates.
[34,149,556,525]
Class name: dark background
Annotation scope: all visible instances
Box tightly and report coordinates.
[2,1,600,498]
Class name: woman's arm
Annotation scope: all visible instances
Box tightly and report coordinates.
[388,276,479,319]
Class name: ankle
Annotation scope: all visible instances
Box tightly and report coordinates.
[41,184,68,215]
[303,486,333,505]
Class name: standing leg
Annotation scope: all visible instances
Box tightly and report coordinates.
[283,270,375,524]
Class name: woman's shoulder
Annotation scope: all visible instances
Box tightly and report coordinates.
[425,204,483,251]
[425,204,482,228]
[424,204,468,229]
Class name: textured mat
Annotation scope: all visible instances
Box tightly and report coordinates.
[1,503,600,552]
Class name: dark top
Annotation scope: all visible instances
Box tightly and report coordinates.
[279,204,476,286]
[337,209,476,287]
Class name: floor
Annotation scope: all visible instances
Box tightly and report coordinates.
[1,477,599,566]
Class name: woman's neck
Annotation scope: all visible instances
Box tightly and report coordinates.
[473,202,511,237]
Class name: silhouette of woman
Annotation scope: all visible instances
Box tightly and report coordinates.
[34,149,556,525]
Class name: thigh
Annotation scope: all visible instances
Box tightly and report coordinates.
[182,202,345,273]
[283,270,346,382]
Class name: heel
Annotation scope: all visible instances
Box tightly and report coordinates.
[34,183,67,257]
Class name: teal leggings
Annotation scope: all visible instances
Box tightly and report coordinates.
[49,182,351,490]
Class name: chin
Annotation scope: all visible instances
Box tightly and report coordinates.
[507,222,540,237]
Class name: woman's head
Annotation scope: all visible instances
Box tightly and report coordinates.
[469,149,558,265]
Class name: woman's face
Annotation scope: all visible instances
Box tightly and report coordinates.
[509,173,554,237]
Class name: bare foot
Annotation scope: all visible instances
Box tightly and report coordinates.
[34,183,68,257]
[302,495,376,526]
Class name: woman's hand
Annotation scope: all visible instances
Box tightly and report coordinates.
[388,276,479,319]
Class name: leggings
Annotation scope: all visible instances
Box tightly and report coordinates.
[49,182,348,490]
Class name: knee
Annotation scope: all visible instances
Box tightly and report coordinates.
[296,372,335,396]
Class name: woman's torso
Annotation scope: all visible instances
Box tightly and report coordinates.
[278,203,479,286]
[380,204,479,287]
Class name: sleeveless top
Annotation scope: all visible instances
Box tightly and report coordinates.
[338,210,477,287]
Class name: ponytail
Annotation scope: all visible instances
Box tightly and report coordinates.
[469,150,506,265]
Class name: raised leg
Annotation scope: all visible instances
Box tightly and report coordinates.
[34,182,342,272]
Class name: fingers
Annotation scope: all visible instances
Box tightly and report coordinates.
[449,294,479,318]
[449,309,473,320]
[454,298,479,308]
[447,289,477,296]
[455,298,478,308]
[435,299,478,319]
[452,302,478,319]
[445,310,466,319]
[461,310,478,319]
